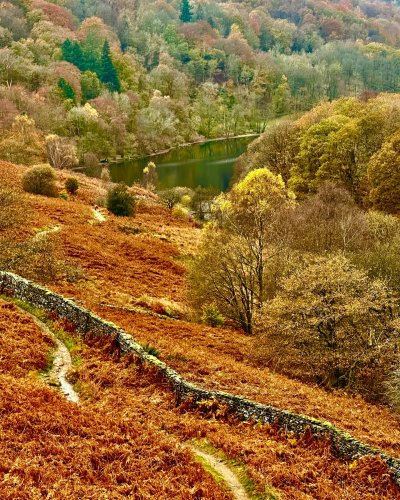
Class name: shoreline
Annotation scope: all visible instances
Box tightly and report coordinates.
[70,133,260,172]
[108,133,260,166]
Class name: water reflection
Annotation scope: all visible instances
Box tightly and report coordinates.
[90,137,255,191]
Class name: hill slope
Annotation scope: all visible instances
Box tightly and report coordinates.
[1,160,400,497]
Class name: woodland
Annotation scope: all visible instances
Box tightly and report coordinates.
[3,0,400,164]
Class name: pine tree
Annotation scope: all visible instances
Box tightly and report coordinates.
[61,39,84,70]
[180,0,193,22]
[58,78,76,102]
[100,40,120,92]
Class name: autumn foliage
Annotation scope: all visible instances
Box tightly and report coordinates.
[0,298,398,498]
[1,161,400,496]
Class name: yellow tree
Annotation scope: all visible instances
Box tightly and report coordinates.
[0,115,46,165]
[367,131,400,213]
[190,168,293,333]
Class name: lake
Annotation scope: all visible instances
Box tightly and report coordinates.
[101,136,256,191]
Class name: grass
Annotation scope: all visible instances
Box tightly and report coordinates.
[192,453,228,490]
[141,342,160,358]
[0,292,398,497]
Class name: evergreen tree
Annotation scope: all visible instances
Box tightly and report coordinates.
[61,39,84,70]
[196,3,205,20]
[58,78,76,102]
[100,40,120,92]
[180,0,193,23]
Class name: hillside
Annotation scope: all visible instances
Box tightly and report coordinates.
[1,159,400,497]
[3,0,400,168]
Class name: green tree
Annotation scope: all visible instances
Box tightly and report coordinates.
[61,39,84,70]
[180,0,193,23]
[58,78,76,102]
[100,40,120,92]
[81,71,101,101]
[272,75,291,116]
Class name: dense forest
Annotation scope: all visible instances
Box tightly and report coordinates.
[3,0,400,166]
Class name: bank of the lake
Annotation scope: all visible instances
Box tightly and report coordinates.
[85,136,257,191]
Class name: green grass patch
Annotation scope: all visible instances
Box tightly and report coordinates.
[141,343,160,358]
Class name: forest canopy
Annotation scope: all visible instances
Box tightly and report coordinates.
[2,0,400,165]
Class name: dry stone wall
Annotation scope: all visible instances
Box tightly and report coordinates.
[1,270,400,485]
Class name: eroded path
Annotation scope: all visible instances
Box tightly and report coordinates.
[190,445,250,500]
[17,307,79,403]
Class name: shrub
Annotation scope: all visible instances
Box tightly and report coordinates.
[22,164,57,197]
[0,235,61,283]
[141,343,160,358]
[201,304,224,327]
[65,177,79,195]
[159,187,193,209]
[100,167,111,183]
[45,134,78,169]
[172,204,189,219]
[83,152,99,168]
[106,183,136,216]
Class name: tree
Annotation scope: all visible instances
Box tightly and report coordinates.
[272,75,291,116]
[101,40,120,92]
[61,39,84,70]
[180,0,193,23]
[256,254,400,399]
[367,131,400,213]
[234,121,299,183]
[45,135,78,169]
[142,161,158,190]
[58,78,76,102]
[190,186,218,220]
[190,168,292,333]
[193,82,223,137]
[81,71,101,101]
[286,182,368,253]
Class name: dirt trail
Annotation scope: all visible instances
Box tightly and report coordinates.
[14,305,249,497]
[33,225,61,240]
[17,307,79,403]
[189,445,250,500]
[92,207,107,223]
